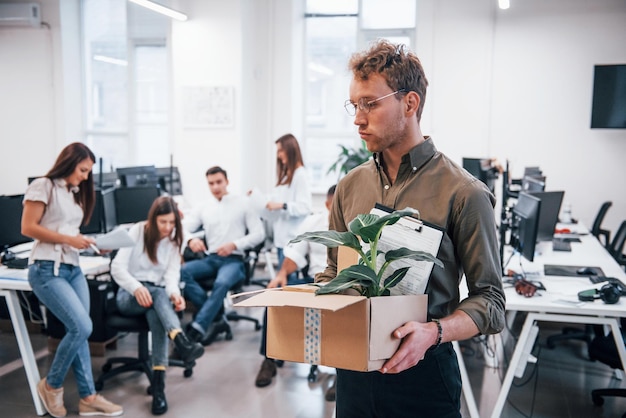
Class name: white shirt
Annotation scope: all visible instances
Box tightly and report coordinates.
[24,178,83,271]
[110,221,182,297]
[183,193,264,255]
[283,208,329,276]
[270,166,312,248]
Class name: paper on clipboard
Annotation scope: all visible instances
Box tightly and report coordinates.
[95,228,135,250]
[371,205,444,296]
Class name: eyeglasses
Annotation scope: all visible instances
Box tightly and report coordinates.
[344,89,406,116]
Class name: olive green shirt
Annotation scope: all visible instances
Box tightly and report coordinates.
[316,138,506,335]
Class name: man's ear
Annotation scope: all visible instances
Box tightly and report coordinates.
[404,91,420,116]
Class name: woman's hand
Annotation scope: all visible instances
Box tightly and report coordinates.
[170,294,186,312]
[67,234,96,250]
[134,286,153,308]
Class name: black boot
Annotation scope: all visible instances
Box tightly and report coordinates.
[151,369,168,415]
[173,332,205,364]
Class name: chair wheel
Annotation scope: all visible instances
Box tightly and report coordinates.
[254,323,261,331]
[275,360,284,367]
[147,385,152,395]
[592,393,604,406]
[94,381,103,391]
[225,331,233,341]
[102,363,112,372]
[184,368,193,378]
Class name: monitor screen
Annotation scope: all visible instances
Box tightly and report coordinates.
[512,192,542,262]
[155,166,183,195]
[521,175,546,192]
[116,165,158,188]
[462,157,497,193]
[528,191,565,242]
[79,190,104,235]
[0,194,33,250]
[591,64,626,129]
[114,186,160,225]
[101,187,118,232]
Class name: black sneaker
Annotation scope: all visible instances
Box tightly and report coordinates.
[185,326,204,344]
[173,333,205,364]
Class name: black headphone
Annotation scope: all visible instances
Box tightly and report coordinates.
[578,283,622,304]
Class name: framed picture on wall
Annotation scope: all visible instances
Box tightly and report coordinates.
[182,86,235,128]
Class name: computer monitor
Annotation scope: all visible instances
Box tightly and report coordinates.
[116,165,158,188]
[523,166,543,178]
[511,192,542,262]
[114,186,161,225]
[462,157,498,194]
[155,166,183,195]
[101,187,118,232]
[528,191,565,242]
[79,190,104,235]
[521,175,546,192]
[0,194,33,250]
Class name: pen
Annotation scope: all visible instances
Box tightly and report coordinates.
[89,243,101,255]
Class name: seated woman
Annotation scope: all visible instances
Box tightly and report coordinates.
[110,196,204,415]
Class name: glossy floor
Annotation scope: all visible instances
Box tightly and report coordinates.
[2,303,626,417]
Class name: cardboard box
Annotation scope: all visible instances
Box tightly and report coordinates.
[234,248,428,371]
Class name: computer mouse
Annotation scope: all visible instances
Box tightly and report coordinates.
[577,267,596,275]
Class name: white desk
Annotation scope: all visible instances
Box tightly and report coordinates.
[0,257,110,416]
[489,232,626,418]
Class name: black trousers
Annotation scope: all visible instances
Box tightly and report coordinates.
[336,342,461,418]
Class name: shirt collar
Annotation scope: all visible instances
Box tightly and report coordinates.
[53,178,80,194]
[372,136,436,172]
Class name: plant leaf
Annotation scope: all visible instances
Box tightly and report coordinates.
[315,265,378,295]
[348,213,381,243]
[382,266,410,290]
[290,230,361,250]
[384,248,444,268]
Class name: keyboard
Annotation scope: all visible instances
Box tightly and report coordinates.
[3,257,29,269]
[552,239,572,252]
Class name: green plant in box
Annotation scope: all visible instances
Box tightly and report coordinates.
[290,208,443,297]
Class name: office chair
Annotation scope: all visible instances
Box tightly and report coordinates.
[591,201,613,249]
[94,283,194,392]
[588,320,626,417]
[607,220,626,271]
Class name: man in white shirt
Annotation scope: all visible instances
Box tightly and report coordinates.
[181,166,265,343]
[255,185,336,400]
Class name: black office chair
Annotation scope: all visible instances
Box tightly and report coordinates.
[591,201,613,249]
[607,220,626,271]
[588,320,626,417]
[94,283,194,392]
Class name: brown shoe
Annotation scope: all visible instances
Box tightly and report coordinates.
[37,378,67,418]
[255,358,277,387]
[78,394,123,416]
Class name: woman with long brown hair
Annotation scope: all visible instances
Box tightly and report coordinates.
[111,196,204,415]
[22,142,123,417]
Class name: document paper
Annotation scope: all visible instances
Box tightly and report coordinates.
[95,228,135,250]
[370,206,444,296]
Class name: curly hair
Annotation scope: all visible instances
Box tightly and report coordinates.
[348,40,429,122]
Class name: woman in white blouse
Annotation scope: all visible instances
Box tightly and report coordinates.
[265,133,312,271]
[111,196,204,415]
[22,142,123,417]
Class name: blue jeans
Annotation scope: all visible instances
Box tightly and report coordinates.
[181,254,245,334]
[116,283,182,367]
[28,260,95,398]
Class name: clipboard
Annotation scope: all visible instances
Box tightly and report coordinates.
[370,204,445,296]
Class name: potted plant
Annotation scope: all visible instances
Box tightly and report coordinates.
[327,143,372,180]
[291,208,443,297]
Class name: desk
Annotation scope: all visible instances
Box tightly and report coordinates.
[489,232,626,418]
[0,256,110,416]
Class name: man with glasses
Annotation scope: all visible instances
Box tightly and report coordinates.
[317,40,506,418]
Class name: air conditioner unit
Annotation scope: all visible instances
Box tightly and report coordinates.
[0,3,41,28]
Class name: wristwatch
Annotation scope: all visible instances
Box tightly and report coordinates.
[282,203,288,210]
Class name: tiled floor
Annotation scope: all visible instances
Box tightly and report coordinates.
[2,296,626,417]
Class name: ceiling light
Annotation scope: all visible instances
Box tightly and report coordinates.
[128,0,188,21]
[498,0,510,10]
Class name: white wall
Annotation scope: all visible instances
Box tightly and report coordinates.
[1,0,625,235]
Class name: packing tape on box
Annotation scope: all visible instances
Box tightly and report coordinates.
[304,308,321,364]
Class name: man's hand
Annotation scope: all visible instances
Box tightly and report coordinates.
[188,238,207,253]
[215,242,236,257]
[170,294,186,312]
[379,320,438,374]
[267,272,288,289]
[134,286,153,308]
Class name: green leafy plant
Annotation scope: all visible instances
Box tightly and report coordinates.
[290,208,444,297]
[326,143,372,179]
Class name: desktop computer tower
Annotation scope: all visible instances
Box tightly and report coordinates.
[45,276,117,343]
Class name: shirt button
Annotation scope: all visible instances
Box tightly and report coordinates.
[412,167,417,171]
[384,185,390,190]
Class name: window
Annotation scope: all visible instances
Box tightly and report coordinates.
[303,0,416,192]
[82,0,170,174]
